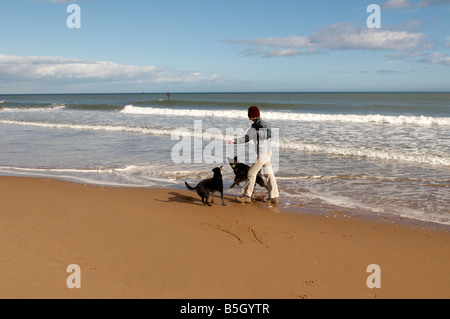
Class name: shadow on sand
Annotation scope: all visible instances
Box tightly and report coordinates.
[154,191,235,206]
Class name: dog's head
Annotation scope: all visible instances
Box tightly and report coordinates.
[212,166,224,177]
[229,156,238,170]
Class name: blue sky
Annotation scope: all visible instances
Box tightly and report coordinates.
[0,0,449,93]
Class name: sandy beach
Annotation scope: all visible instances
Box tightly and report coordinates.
[0,175,449,299]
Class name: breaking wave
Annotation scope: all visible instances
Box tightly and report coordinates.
[120,105,450,127]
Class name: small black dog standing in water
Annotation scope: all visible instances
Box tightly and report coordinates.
[185,166,226,206]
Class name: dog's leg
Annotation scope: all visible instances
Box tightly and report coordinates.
[257,175,269,190]
[205,192,212,206]
[221,191,226,206]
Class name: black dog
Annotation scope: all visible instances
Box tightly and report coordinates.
[185,166,226,206]
[229,156,268,190]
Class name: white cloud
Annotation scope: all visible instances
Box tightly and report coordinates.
[419,0,450,7]
[420,52,450,65]
[0,54,217,84]
[383,0,413,9]
[389,50,450,66]
[387,51,425,59]
[263,48,316,58]
[310,23,424,50]
[232,36,312,49]
[229,23,426,57]
[382,0,450,8]
[0,53,218,93]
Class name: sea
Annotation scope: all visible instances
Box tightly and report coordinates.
[0,92,449,229]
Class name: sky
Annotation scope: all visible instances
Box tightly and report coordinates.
[0,0,449,93]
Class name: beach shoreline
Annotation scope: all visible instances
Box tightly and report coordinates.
[1,175,450,299]
[1,92,448,229]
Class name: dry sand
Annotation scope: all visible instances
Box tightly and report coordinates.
[0,176,449,299]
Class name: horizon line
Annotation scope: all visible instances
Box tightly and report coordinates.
[1,91,450,95]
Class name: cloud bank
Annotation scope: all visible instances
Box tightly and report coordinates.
[229,23,426,58]
[0,54,217,92]
[228,20,450,67]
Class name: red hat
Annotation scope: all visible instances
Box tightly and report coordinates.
[248,106,260,118]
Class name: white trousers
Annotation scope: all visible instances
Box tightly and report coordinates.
[242,152,279,199]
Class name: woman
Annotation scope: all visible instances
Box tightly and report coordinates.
[231,106,279,204]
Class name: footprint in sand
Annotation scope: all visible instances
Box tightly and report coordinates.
[303,280,316,287]
[276,230,296,240]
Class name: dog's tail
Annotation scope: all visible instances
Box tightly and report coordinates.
[184,181,197,191]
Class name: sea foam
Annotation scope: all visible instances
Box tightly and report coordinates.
[278,139,450,166]
[120,105,450,127]
[1,119,448,166]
